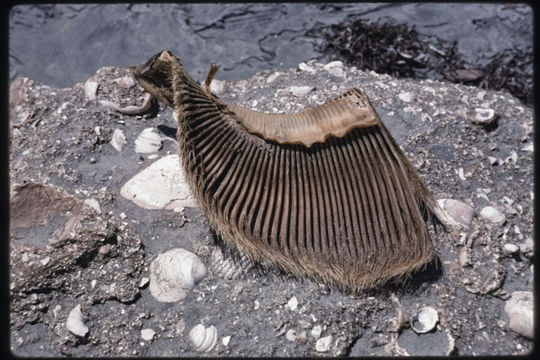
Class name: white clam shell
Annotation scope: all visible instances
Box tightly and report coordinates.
[411,306,439,334]
[135,128,162,153]
[65,304,89,337]
[149,248,207,302]
[111,128,127,152]
[479,206,506,225]
[471,107,496,125]
[189,324,218,352]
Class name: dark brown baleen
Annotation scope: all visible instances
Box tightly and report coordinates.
[131,50,440,292]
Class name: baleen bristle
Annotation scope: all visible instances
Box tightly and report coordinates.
[131,50,440,293]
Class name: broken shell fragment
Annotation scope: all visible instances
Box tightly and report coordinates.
[315,334,333,352]
[189,324,218,352]
[437,198,474,228]
[110,128,127,152]
[66,304,89,337]
[84,80,99,100]
[149,248,207,302]
[135,128,162,153]
[411,306,439,334]
[469,108,496,125]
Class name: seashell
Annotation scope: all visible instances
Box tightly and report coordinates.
[66,304,89,337]
[469,108,496,125]
[209,246,253,280]
[135,128,162,153]
[285,329,297,342]
[111,128,127,152]
[149,248,207,302]
[189,324,218,352]
[411,306,439,334]
[437,198,474,228]
[130,50,442,293]
[479,206,506,225]
[298,62,315,73]
[504,291,533,339]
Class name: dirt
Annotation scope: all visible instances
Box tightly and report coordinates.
[9,58,533,356]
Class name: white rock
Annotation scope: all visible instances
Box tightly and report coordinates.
[298,62,315,73]
[287,296,298,311]
[222,335,231,347]
[139,277,150,288]
[479,206,506,225]
[470,108,496,125]
[504,291,533,339]
[84,81,99,100]
[66,304,89,337]
[311,324,322,339]
[519,238,534,258]
[323,61,344,69]
[437,198,474,228]
[141,328,156,341]
[113,76,136,89]
[120,154,197,209]
[111,129,127,152]
[289,85,313,97]
[398,92,414,103]
[149,248,207,302]
[135,128,162,153]
[189,324,218,352]
[84,198,102,214]
[503,243,519,255]
[315,334,333,352]
[209,79,226,96]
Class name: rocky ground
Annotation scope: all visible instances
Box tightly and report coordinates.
[9,59,533,356]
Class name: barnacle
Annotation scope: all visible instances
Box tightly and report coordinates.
[131,50,440,292]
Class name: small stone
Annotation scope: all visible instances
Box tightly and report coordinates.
[311,324,322,339]
[519,238,533,258]
[479,206,506,225]
[398,92,414,103]
[40,256,50,266]
[113,76,136,89]
[297,330,308,344]
[504,291,533,339]
[141,328,156,341]
[287,296,298,311]
[437,199,474,228]
[298,62,315,73]
[84,198,102,214]
[289,85,313,97]
[503,243,519,255]
[94,126,101,136]
[89,157,96,164]
[209,79,226,96]
[222,335,231,347]
[139,277,150,288]
[315,335,333,352]
[266,72,281,84]
[135,128,162,154]
[98,244,111,255]
[84,81,99,100]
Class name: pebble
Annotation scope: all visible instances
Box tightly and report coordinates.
[285,329,297,342]
[120,154,197,209]
[487,156,498,165]
[266,72,281,84]
[140,328,156,341]
[222,335,231,347]
[323,61,346,77]
[110,129,127,152]
[287,296,298,311]
[289,85,313,97]
[519,238,533,258]
[66,304,89,337]
[139,277,150,288]
[504,291,533,339]
[437,198,474,228]
[84,80,99,100]
[315,334,333,352]
[479,206,506,225]
[84,198,102,214]
[113,76,136,89]
[503,243,519,255]
[209,79,226,96]
[298,62,315,73]
[398,92,414,103]
[311,324,322,339]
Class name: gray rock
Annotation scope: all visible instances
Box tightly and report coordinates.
[504,291,533,339]
[479,206,506,225]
